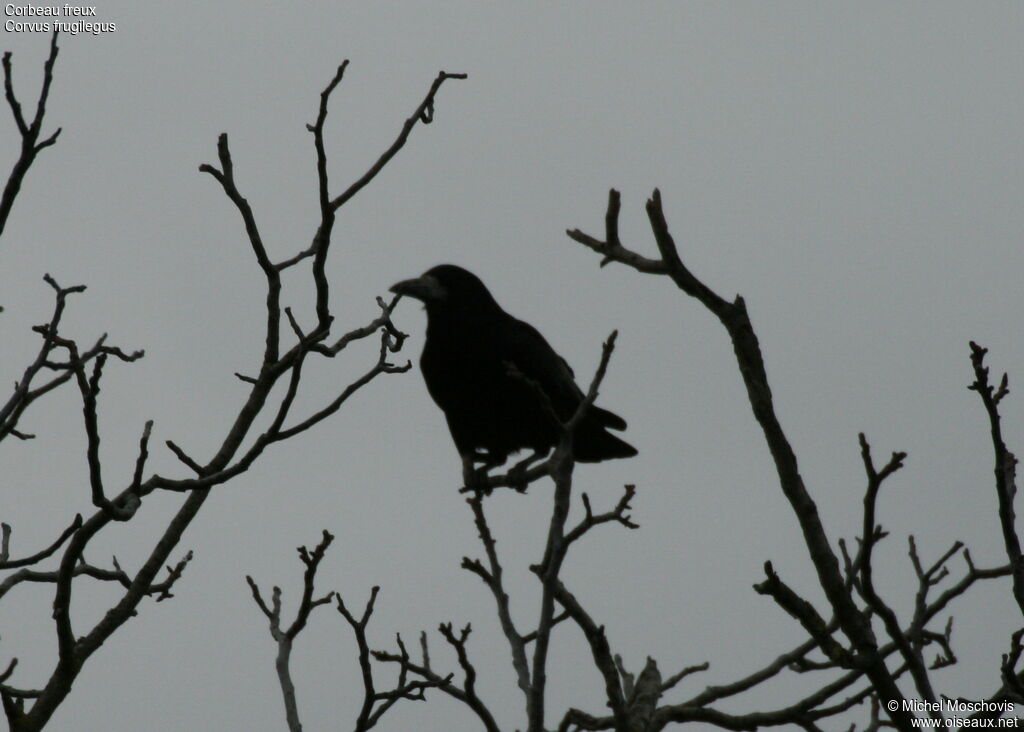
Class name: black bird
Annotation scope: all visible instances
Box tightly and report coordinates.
[390,264,637,477]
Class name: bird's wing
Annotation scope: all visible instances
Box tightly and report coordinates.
[501,317,629,431]
[499,317,593,420]
[501,317,578,393]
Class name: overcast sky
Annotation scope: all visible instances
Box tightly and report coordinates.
[2,3,1023,730]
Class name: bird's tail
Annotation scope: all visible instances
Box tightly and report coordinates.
[590,405,627,430]
[573,416,638,463]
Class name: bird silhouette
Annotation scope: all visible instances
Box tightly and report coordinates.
[390,264,636,482]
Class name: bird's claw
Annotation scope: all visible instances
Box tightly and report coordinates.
[507,463,530,493]
[505,450,546,492]
[469,468,495,495]
[461,454,495,495]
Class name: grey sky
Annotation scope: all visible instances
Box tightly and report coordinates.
[1,2,1022,730]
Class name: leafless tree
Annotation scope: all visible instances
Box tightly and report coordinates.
[3,30,1021,732]
[0,32,463,731]
[261,193,1021,732]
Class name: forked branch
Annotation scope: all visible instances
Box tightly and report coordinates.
[1,31,61,238]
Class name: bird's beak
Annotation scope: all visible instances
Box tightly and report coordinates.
[389,274,446,302]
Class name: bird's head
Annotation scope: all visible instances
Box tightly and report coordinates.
[390,264,497,310]
[389,271,446,303]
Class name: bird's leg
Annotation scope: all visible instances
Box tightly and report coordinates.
[461,450,505,494]
[507,449,547,492]
[461,453,480,491]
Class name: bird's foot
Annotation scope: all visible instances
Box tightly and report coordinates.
[506,465,530,492]
[506,450,546,492]
[461,453,498,495]
[469,468,496,495]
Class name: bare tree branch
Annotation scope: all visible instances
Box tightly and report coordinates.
[568,189,914,730]
[0,275,142,445]
[0,548,191,602]
[462,493,532,706]
[0,516,81,570]
[0,31,61,239]
[754,561,853,668]
[542,574,629,730]
[968,342,1024,615]
[371,629,499,732]
[199,133,284,365]
[247,531,335,732]
[564,486,639,550]
[855,434,940,717]
[0,57,462,730]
